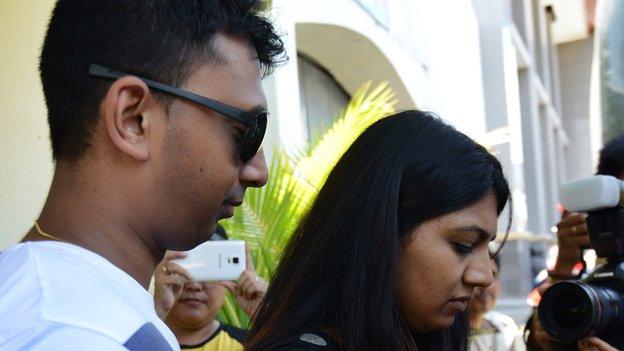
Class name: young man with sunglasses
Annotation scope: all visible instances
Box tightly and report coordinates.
[0,1,284,350]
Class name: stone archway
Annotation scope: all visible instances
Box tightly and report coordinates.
[296,23,417,110]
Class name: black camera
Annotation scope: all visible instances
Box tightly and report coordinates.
[538,176,624,348]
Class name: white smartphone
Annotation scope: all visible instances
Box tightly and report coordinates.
[173,240,246,282]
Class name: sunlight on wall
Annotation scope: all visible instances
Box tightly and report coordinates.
[0,1,56,249]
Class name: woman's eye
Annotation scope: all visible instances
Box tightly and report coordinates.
[452,242,473,255]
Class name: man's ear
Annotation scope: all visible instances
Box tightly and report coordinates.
[101,76,157,161]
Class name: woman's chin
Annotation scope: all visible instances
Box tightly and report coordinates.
[436,315,457,330]
[412,315,456,333]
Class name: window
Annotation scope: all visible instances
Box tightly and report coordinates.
[297,55,350,144]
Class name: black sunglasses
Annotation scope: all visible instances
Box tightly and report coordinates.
[88,64,267,163]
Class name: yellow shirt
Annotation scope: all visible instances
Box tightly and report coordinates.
[181,324,246,351]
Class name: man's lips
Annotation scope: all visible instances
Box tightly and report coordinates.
[225,199,243,207]
[219,200,243,219]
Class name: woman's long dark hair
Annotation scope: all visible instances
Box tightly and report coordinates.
[246,111,511,351]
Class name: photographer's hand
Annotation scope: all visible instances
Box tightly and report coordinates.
[527,312,554,351]
[219,244,267,317]
[553,211,589,278]
[153,251,192,320]
[578,337,618,351]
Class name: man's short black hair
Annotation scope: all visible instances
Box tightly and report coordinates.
[40,0,285,161]
[597,133,624,178]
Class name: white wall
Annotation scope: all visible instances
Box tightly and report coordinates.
[387,0,488,138]
[269,0,488,142]
[269,0,428,150]
[0,0,56,250]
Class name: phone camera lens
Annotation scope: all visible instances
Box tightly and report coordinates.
[233,257,239,264]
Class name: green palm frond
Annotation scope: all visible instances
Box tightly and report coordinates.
[294,82,397,197]
[219,82,397,328]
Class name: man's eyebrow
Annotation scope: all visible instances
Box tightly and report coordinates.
[454,225,496,242]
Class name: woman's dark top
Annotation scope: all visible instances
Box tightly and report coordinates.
[267,330,343,351]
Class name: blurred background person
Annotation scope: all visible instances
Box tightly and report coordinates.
[468,253,525,351]
[153,225,267,351]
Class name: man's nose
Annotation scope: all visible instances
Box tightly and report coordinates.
[240,148,269,188]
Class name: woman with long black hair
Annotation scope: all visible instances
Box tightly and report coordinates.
[246,110,512,351]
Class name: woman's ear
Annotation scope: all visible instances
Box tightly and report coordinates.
[100,76,156,161]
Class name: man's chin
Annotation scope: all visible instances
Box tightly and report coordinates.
[201,223,218,241]
[169,232,211,251]
[192,220,218,244]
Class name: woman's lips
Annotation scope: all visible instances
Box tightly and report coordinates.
[447,296,471,311]
[447,300,468,311]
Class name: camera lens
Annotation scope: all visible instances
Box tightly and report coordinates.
[233,257,239,264]
[538,280,624,343]
[552,292,589,329]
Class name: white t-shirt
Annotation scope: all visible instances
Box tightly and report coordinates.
[0,241,179,351]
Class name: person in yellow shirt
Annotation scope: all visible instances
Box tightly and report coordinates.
[154,226,266,351]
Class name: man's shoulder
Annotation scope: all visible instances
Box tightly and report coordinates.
[0,242,48,337]
[0,322,175,351]
[0,241,37,274]
[0,241,145,318]
[0,241,178,350]
[0,322,126,350]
